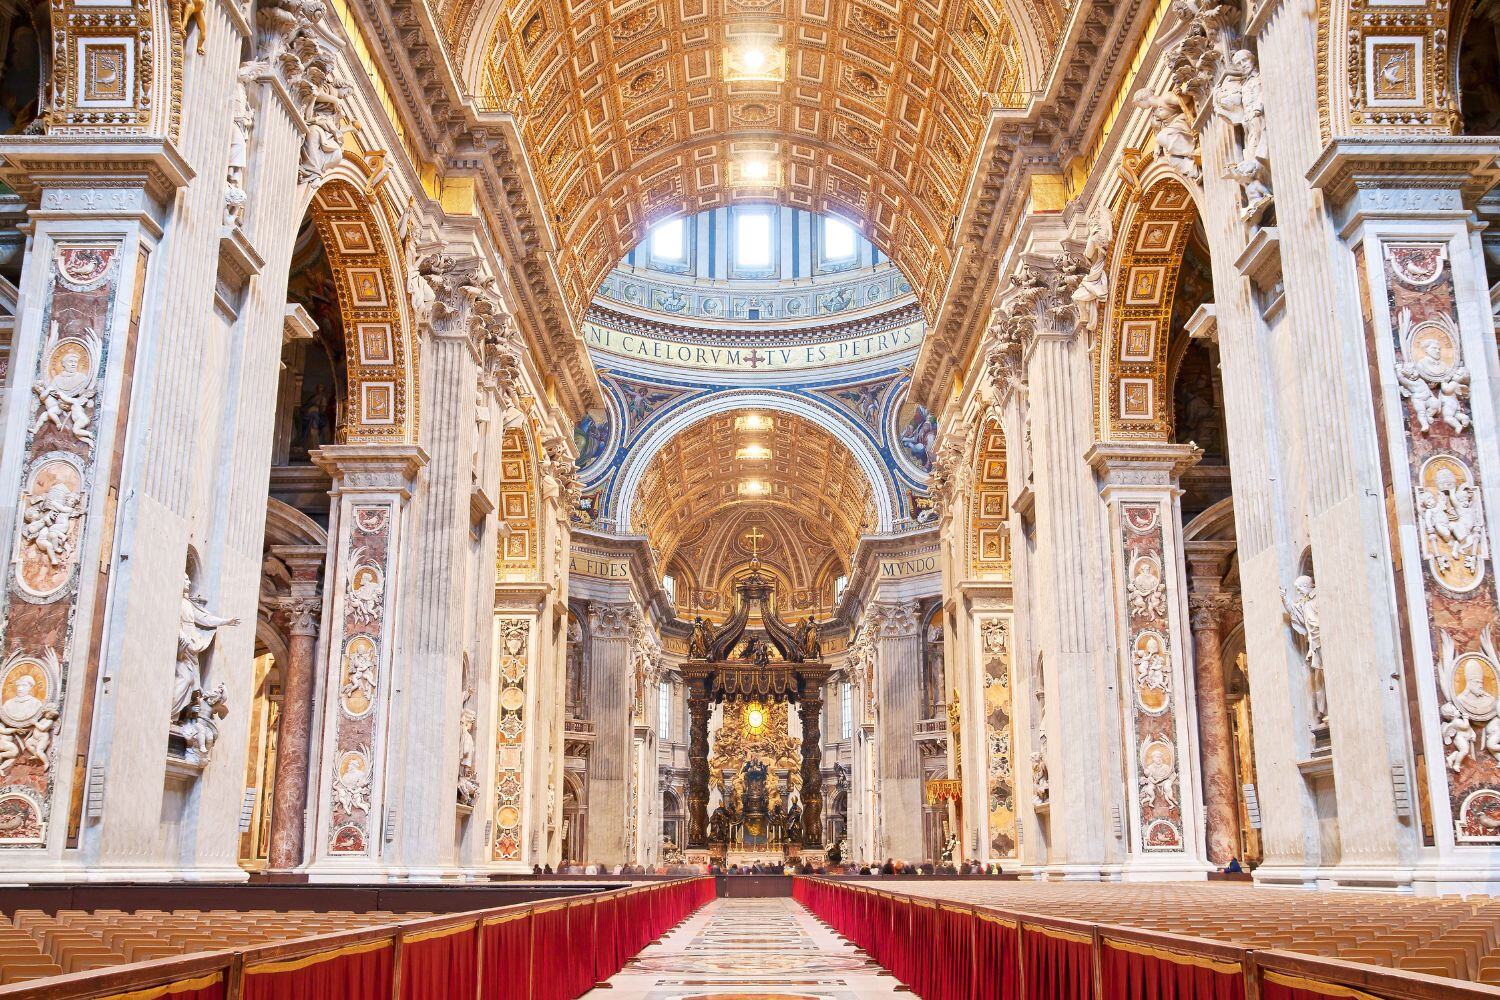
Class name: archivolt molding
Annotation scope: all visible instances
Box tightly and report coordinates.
[306,172,421,443]
[629,409,875,568]
[497,427,540,577]
[1095,170,1197,442]
[967,422,1011,578]
[613,389,900,534]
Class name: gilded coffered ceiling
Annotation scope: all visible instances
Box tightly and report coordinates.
[430,0,1071,324]
[632,410,875,580]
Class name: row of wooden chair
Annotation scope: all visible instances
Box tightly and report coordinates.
[0,908,420,985]
[876,880,1500,984]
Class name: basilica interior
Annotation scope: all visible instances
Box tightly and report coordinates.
[0,0,1495,996]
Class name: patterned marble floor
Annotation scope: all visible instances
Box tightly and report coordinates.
[585,898,906,999]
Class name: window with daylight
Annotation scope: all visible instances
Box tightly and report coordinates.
[662,573,676,603]
[735,210,774,271]
[658,681,672,740]
[650,217,685,261]
[841,682,853,740]
[823,216,858,261]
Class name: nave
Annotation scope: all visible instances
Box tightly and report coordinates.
[586,897,903,1000]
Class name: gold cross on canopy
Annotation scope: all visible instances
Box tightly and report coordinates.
[744,527,766,557]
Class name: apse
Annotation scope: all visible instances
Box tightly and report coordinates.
[629,408,876,623]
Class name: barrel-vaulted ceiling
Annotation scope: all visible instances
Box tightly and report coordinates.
[431,0,1073,323]
[631,410,875,577]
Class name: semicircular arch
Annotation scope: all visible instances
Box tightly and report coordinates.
[304,172,420,444]
[612,389,899,534]
[1095,171,1200,443]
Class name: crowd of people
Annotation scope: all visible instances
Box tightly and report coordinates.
[531,857,1010,877]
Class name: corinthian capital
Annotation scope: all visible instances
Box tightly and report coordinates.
[927,421,972,522]
[273,596,322,637]
[864,600,922,638]
[588,601,639,638]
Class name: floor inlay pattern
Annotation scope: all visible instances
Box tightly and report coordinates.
[584,898,904,999]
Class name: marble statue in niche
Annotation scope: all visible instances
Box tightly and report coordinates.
[1212,50,1272,223]
[1280,574,1327,723]
[31,320,100,443]
[172,575,239,763]
[0,655,59,775]
[224,67,255,229]
[457,703,479,806]
[1031,735,1050,806]
[1396,311,1471,435]
[1438,628,1500,772]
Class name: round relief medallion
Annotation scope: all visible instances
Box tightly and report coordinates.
[500,685,526,712]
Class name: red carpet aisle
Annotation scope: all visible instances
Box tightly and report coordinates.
[585,898,906,999]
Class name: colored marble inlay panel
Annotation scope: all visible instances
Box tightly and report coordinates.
[982,618,1017,859]
[492,618,529,860]
[1379,242,1500,843]
[327,504,395,855]
[1119,502,1185,851]
[0,244,120,847]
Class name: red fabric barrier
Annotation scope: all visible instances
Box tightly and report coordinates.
[906,900,940,998]
[529,904,572,1000]
[481,912,533,1000]
[1101,940,1245,1000]
[241,940,394,1000]
[1022,925,1094,1000]
[592,893,621,984]
[568,900,598,997]
[934,904,976,1000]
[973,912,1020,1000]
[399,923,477,1000]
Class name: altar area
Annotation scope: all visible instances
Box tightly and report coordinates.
[680,557,830,864]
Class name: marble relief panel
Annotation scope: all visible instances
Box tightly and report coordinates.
[327,505,394,855]
[0,244,120,846]
[1120,503,1186,852]
[981,618,1017,859]
[491,618,529,861]
[1378,242,1500,843]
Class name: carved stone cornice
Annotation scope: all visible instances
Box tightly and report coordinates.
[1306,138,1500,218]
[0,138,195,211]
[1086,441,1203,491]
[312,444,427,498]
